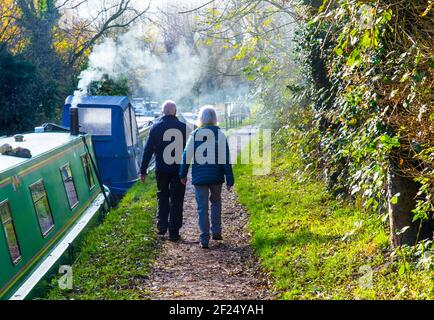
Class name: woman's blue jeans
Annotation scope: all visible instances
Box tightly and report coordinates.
[194,184,223,245]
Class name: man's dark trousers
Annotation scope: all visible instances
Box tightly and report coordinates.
[140,114,188,237]
[156,171,186,236]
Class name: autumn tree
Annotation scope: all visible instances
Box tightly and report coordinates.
[0,0,23,52]
[0,0,151,134]
[59,0,150,67]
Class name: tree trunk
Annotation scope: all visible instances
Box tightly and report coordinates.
[387,161,431,247]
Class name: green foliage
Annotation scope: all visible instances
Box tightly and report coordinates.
[37,0,57,19]
[88,74,131,96]
[200,1,299,129]
[8,0,66,127]
[0,48,42,135]
[287,0,434,222]
[392,240,434,293]
[292,1,394,210]
[235,135,434,299]
[46,178,158,300]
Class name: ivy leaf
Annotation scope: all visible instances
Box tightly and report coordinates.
[391,193,400,205]
[382,9,393,22]
[334,46,344,56]
[346,49,361,67]
[390,89,399,98]
[413,71,425,83]
[360,31,372,49]
[351,185,361,195]
[420,2,433,17]
[380,135,400,148]
[318,0,330,13]
[396,226,410,236]
[400,72,411,83]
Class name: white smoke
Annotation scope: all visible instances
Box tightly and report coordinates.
[72,27,205,108]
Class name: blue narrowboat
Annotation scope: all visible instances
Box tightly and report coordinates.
[62,96,148,198]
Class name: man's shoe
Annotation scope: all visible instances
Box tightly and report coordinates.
[169,234,181,242]
[212,234,223,241]
[157,230,167,236]
[200,242,209,249]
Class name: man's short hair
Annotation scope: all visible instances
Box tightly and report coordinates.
[162,100,177,116]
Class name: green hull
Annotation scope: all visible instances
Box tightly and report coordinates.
[0,133,107,299]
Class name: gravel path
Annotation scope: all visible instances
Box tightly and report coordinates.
[142,127,272,300]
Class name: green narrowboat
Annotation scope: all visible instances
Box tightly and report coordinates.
[0,131,108,300]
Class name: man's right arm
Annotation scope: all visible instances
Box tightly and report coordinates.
[140,128,156,175]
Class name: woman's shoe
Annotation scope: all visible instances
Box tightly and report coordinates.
[200,242,209,249]
[212,234,223,240]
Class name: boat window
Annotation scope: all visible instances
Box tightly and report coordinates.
[124,106,138,147]
[0,201,22,265]
[30,180,55,236]
[81,154,95,190]
[78,107,112,136]
[60,164,79,209]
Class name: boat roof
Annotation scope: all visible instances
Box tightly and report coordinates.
[65,96,131,111]
[0,132,78,174]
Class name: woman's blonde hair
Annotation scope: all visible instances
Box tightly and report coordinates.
[197,105,218,127]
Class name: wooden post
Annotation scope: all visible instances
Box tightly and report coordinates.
[225,103,229,130]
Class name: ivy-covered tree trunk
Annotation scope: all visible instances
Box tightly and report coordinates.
[387,161,431,247]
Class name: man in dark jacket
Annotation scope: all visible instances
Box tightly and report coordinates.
[140,100,187,241]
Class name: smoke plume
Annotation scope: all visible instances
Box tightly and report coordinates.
[72,27,205,109]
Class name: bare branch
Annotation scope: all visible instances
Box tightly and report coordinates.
[68,0,151,66]
[179,0,216,14]
[56,0,89,11]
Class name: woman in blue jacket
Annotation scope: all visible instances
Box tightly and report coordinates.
[179,105,234,248]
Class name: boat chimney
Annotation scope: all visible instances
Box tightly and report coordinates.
[70,106,79,136]
[14,134,24,142]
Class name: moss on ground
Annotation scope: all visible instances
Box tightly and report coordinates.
[234,146,434,299]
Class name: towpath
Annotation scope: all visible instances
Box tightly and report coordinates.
[140,126,272,300]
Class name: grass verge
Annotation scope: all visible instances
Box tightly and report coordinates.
[46,175,158,300]
[234,143,434,299]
